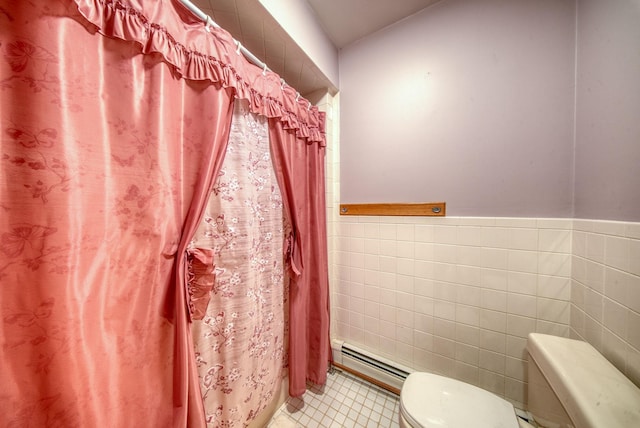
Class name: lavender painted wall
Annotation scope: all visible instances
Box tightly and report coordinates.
[339,0,576,217]
[574,0,640,222]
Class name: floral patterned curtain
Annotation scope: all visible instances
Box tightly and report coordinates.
[188,100,287,427]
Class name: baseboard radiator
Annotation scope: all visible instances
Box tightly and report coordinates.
[331,340,412,395]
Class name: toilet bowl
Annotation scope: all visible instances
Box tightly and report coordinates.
[399,333,640,428]
[399,372,525,428]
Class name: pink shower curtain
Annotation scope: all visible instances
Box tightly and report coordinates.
[0,1,233,426]
[269,115,331,397]
[0,0,328,426]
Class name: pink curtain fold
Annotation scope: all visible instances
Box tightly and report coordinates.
[1,0,328,425]
[171,90,234,428]
[0,1,234,426]
[269,118,331,397]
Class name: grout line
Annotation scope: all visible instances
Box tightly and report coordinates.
[269,370,400,427]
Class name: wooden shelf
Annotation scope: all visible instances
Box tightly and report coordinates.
[339,202,446,216]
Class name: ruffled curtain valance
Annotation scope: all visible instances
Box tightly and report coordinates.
[74,0,326,146]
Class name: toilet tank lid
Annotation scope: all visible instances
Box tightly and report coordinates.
[527,333,640,428]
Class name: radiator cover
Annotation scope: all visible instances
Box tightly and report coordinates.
[331,340,412,392]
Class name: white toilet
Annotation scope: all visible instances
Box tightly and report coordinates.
[399,333,640,428]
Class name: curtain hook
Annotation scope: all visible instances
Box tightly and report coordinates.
[295,92,300,102]
[307,100,311,111]
[262,63,267,76]
[235,41,242,55]
[205,16,212,32]
[280,78,286,90]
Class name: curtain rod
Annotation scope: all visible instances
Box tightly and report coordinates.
[179,0,304,101]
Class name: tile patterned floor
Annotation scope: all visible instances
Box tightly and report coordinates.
[268,368,401,428]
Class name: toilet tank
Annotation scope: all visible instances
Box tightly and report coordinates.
[526,333,640,428]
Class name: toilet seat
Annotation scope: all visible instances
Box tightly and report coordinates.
[400,372,520,428]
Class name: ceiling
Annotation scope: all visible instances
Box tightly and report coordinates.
[189,0,440,95]
[306,0,441,48]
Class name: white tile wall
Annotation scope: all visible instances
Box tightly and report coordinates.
[332,216,573,408]
[570,220,640,386]
[320,94,640,410]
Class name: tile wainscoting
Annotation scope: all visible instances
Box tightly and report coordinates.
[329,216,640,409]
[570,219,640,386]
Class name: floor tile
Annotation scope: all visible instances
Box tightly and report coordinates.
[268,369,400,428]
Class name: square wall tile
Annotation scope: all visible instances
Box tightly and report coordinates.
[505,378,526,408]
[434,318,456,340]
[573,231,587,257]
[536,320,569,337]
[456,324,480,347]
[434,226,457,245]
[507,293,537,318]
[455,342,479,365]
[538,229,572,253]
[433,336,456,359]
[433,245,457,264]
[604,235,630,272]
[482,269,509,291]
[537,298,570,324]
[455,361,480,385]
[379,224,397,240]
[479,369,505,396]
[586,233,606,263]
[507,271,537,295]
[414,225,435,242]
[538,252,571,277]
[537,275,571,300]
[397,241,415,259]
[482,248,509,270]
[479,309,507,333]
[397,307,414,327]
[603,298,628,339]
[434,300,456,321]
[414,313,434,332]
[414,330,434,351]
[506,314,537,338]
[414,296,434,316]
[481,289,507,312]
[415,242,434,261]
[397,224,415,241]
[364,223,379,239]
[479,349,506,374]
[508,250,538,274]
[505,356,527,381]
[510,228,539,251]
[456,304,480,327]
[584,259,605,293]
[482,227,510,248]
[397,275,415,294]
[457,226,483,247]
[629,239,640,276]
[457,284,482,307]
[480,329,506,354]
[380,242,398,258]
[506,335,528,359]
